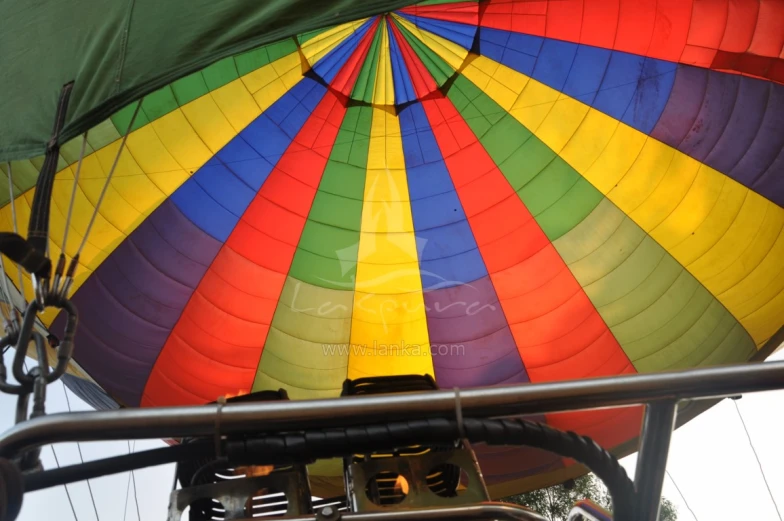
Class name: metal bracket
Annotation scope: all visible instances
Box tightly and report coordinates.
[167,466,312,521]
[346,447,489,512]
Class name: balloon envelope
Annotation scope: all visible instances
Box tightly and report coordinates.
[2,0,784,498]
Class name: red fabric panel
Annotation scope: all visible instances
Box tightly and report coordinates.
[544,0,583,42]
[580,0,620,48]
[719,0,759,53]
[398,2,479,25]
[480,0,784,85]
[141,92,346,407]
[614,0,657,56]
[420,92,640,449]
[647,0,693,61]
[481,0,547,36]
[748,0,784,57]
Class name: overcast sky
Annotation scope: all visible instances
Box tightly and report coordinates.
[1,347,782,521]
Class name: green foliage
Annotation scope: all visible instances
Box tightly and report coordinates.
[502,474,677,521]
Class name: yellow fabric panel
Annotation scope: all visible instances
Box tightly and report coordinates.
[0,51,301,328]
[209,79,263,133]
[393,14,467,71]
[372,21,395,106]
[243,52,302,109]
[463,54,784,346]
[300,19,369,64]
[348,107,433,379]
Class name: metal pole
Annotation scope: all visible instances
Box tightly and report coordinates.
[634,401,678,521]
[1,360,783,457]
[292,503,546,520]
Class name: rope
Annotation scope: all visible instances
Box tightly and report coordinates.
[733,399,782,521]
[62,384,101,521]
[665,470,699,521]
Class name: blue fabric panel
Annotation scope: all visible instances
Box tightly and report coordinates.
[398,13,476,50]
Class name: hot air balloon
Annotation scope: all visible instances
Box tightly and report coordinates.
[1,0,783,502]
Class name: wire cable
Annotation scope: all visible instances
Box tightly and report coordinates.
[130,440,141,521]
[62,384,101,521]
[49,445,80,521]
[733,400,782,521]
[665,470,699,521]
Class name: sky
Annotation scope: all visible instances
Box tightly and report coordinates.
[1,347,782,521]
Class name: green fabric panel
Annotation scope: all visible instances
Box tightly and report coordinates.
[290,105,370,288]
[171,73,210,106]
[447,75,602,240]
[0,0,420,162]
[0,161,42,205]
[352,28,382,104]
[253,278,352,397]
[59,137,92,165]
[327,106,373,169]
[140,86,179,122]
[517,159,579,216]
[235,39,297,76]
[553,200,756,371]
[395,20,452,85]
[476,114,531,164]
[297,26,336,46]
[110,101,149,134]
[534,178,603,241]
[201,57,240,91]
[308,191,365,230]
[85,119,123,152]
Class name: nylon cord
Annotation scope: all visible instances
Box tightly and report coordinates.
[733,399,782,521]
[75,100,142,258]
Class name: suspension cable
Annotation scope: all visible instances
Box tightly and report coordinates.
[62,132,88,255]
[49,445,79,521]
[6,164,25,306]
[130,441,141,521]
[62,384,100,521]
[733,399,782,521]
[74,102,140,259]
[665,470,699,521]
[0,257,12,323]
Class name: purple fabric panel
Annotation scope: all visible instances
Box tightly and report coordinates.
[675,70,740,163]
[424,276,528,387]
[650,66,708,148]
[651,65,784,206]
[732,83,784,207]
[753,148,784,207]
[704,76,770,177]
[51,200,222,406]
[475,444,564,487]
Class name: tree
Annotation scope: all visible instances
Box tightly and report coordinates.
[503,474,677,521]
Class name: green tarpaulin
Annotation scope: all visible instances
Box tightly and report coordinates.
[0,0,418,162]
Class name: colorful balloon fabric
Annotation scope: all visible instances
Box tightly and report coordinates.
[2,0,784,497]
